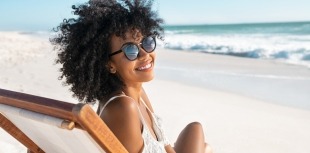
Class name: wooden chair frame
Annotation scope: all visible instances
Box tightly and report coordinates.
[0,88,128,153]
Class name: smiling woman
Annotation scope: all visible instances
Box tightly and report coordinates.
[50,0,212,153]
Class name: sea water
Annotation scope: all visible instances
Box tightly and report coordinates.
[156,22,310,110]
[162,21,310,67]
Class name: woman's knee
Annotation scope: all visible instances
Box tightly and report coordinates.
[179,121,205,140]
[175,122,207,153]
[185,122,204,132]
[188,121,202,127]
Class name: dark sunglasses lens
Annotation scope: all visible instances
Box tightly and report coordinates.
[123,44,139,60]
[142,37,156,52]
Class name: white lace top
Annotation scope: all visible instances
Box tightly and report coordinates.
[99,94,170,153]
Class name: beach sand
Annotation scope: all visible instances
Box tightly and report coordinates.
[1,32,310,153]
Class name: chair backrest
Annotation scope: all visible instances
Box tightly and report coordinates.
[0,88,128,153]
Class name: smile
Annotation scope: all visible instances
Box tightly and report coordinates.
[136,63,152,71]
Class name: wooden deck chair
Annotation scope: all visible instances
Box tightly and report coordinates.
[0,88,128,153]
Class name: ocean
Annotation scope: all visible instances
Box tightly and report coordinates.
[162,21,310,67]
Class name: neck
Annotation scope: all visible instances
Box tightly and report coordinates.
[122,83,143,104]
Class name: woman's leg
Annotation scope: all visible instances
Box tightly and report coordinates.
[174,122,212,153]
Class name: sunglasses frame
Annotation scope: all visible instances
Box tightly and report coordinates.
[109,36,156,61]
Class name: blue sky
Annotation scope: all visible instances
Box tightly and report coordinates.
[0,0,310,31]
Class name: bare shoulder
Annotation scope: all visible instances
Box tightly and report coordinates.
[100,96,141,128]
[100,96,144,152]
[102,96,138,115]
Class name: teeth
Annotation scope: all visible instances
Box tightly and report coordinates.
[137,63,151,70]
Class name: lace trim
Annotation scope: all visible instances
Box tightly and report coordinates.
[139,98,170,146]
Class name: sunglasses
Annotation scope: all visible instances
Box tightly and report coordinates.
[109,36,156,61]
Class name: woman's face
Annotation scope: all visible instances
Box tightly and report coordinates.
[108,30,156,86]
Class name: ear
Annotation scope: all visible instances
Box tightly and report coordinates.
[106,61,116,74]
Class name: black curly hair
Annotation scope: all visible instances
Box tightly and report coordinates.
[51,0,164,104]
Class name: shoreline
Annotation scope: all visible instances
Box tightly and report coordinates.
[155,48,310,111]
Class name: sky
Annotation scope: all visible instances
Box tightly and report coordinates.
[0,0,310,31]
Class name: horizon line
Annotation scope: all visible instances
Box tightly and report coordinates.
[163,20,310,26]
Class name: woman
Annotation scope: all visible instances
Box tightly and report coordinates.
[52,0,212,152]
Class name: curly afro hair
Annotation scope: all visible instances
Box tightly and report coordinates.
[51,0,164,104]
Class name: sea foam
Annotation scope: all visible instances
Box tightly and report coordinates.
[161,22,310,67]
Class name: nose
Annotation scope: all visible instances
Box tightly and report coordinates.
[137,46,149,60]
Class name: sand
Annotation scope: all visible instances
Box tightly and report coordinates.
[1,32,310,153]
